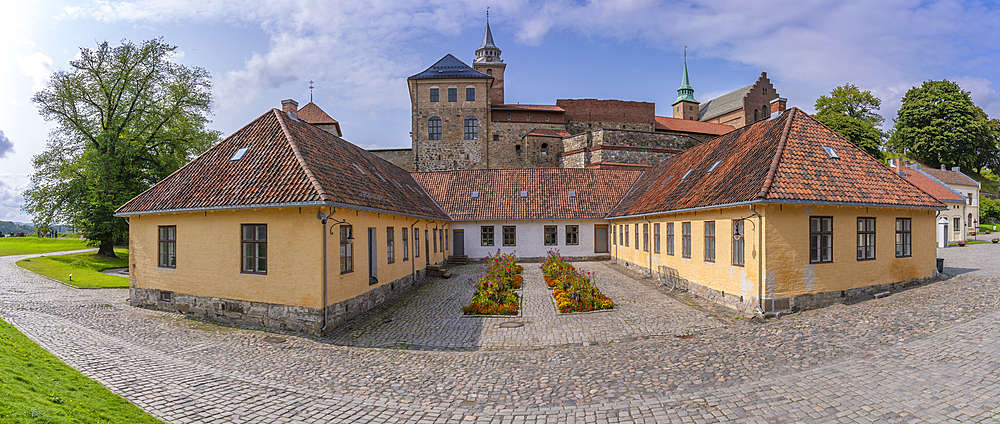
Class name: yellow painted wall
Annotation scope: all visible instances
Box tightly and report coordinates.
[612,203,937,302]
[612,206,763,302]
[762,204,936,298]
[128,207,449,309]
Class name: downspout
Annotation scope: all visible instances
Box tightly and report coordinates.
[410,218,420,280]
[643,216,653,275]
[750,205,764,314]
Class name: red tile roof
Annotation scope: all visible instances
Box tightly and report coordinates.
[654,116,734,136]
[890,164,964,203]
[918,167,980,188]
[116,109,449,220]
[412,169,642,221]
[296,102,338,125]
[526,128,571,138]
[491,104,565,112]
[609,108,944,217]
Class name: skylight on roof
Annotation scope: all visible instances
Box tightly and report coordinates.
[822,146,840,159]
[471,191,479,198]
[661,176,673,186]
[520,191,528,198]
[681,169,694,180]
[230,147,249,162]
[568,190,577,198]
[353,163,367,175]
[707,160,722,173]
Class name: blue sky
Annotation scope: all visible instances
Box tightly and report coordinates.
[1,0,999,223]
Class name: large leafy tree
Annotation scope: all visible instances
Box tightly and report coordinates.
[25,38,219,256]
[814,84,886,160]
[888,80,1000,173]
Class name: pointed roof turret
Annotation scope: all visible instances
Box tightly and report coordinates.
[474,11,503,64]
[673,49,698,105]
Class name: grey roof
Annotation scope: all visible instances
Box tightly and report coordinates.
[698,85,751,121]
[908,165,969,199]
[480,21,497,50]
[408,54,491,80]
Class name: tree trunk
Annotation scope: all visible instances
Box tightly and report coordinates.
[98,240,118,258]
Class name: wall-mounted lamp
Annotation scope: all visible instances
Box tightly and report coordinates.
[318,210,353,243]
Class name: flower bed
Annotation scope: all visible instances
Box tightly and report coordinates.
[541,250,613,313]
[462,251,523,315]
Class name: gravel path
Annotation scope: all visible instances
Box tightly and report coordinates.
[2,245,1000,423]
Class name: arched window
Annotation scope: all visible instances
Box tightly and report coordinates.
[754,109,759,122]
[541,143,548,154]
[762,105,769,119]
[428,117,442,140]
[464,116,478,140]
[515,144,522,154]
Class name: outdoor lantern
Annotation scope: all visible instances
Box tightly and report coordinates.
[733,224,742,240]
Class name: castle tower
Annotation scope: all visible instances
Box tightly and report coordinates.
[472,14,506,105]
[672,52,699,121]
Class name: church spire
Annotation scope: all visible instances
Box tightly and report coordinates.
[673,47,697,105]
[475,9,502,64]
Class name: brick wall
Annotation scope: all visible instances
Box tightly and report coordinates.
[557,99,655,129]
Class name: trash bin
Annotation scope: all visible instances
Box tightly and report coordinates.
[936,258,944,273]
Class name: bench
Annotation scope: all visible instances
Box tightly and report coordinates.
[657,265,683,291]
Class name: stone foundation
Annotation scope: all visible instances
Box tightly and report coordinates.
[613,258,932,316]
[130,270,427,336]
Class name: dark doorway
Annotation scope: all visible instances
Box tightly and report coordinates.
[594,225,608,253]
[453,230,465,255]
[368,227,378,285]
[425,229,430,265]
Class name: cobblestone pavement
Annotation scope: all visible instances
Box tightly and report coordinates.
[2,245,1000,423]
[326,261,725,349]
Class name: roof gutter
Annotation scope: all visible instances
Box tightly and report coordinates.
[607,198,945,221]
[114,200,450,221]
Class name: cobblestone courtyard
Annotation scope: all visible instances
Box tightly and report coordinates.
[2,245,1000,423]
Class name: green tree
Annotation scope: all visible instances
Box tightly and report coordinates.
[25,38,219,256]
[982,194,1000,224]
[814,84,886,160]
[888,80,999,173]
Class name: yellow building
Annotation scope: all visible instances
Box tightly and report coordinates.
[116,109,451,335]
[607,108,944,314]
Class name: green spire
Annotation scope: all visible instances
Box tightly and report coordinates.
[673,49,698,105]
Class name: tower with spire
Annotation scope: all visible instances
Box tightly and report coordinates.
[472,9,506,105]
[672,48,700,121]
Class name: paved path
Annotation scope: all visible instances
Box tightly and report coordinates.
[326,261,725,349]
[2,245,1000,423]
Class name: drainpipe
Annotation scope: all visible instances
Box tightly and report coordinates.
[643,216,653,275]
[410,218,420,280]
[750,205,764,314]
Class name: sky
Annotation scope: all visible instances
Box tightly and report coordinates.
[1,0,999,224]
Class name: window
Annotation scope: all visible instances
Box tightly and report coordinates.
[635,225,640,250]
[158,226,176,268]
[625,225,629,247]
[486,69,492,76]
[481,226,494,246]
[503,226,516,246]
[429,88,439,102]
[340,225,353,273]
[857,218,876,261]
[433,228,438,253]
[618,225,624,246]
[402,228,409,261]
[241,224,267,274]
[466,87,475,101]
[515,145,522,154]
[541,143,548,154]
[544,225,557,246]
[810,217,833,263]
[387,227,395,264]
[566,225,579,245]
[954,217,961,232]
[732,220,744,266]
[896,218,911,258]
[667,223,675,256]
[448,87,457,102]
[754,109,759,122]
[681,222,691,258]
[704,221,716,263]
[967,193,973,205]
[428,117,442,140]
[414,229,420,258]
[444,229,448,252]
[612,225,616,246]
[653,223,661,254]
[643,223,649,252]
[441,229,446,252]
[464,116,478,140]
[493,134,499,142]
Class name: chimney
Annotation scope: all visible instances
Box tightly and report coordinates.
[281,99,299,114]
[941,164,946,171]
[770,97,787,114]
[952,166,961,173]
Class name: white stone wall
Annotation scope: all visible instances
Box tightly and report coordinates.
[450,220,610,260]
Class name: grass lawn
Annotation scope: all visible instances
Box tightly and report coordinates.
[0,238,90,256]
[0,318,163,424]
[16,249,129,289]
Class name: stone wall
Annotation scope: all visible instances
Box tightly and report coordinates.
[409,78,492,172]
[369,148,414,172]
[560,129,702,168]
[131,270,427,335]
[489,121,565,169]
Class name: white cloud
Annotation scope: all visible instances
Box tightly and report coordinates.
[0,175,30,223]
[954,76,999,111]
[0,131,13,159]
[15,51,53,92]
